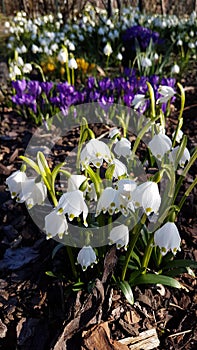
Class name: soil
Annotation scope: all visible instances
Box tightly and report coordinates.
[0,75,196,349]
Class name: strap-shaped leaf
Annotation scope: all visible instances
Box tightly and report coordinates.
[119,281,134,305]
[19,156,40,174]
[105,164,115,180]
[130,273,183,289]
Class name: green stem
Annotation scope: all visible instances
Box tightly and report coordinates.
[147,81,156,120]
[66,246,77,279]
[141,234,154,273]
[66,61,71,85]
[177,177,197,212]
[121,213,147,281]
[132,115,160,157]
[173,147,197,203]
[71,68,75,86]
[172,83,185,147]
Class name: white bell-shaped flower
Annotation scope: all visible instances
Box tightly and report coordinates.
[57,48,68,63]
[109,224,129,250]
[156,85,176,104]
[68,57,78,69]
[56,190,88,226]
[116,179,137,200]
[169,146,190,168]
[154,222,181,256]
[114,138,131,158]
[96,187,128,216]
[103,42,113,56]
[77,245,97,271]
[132,181,161,215]
[45,210,68,239]
[172,129,183,143]
[109,128,120,139]
[80,138,112,168]
[6,170,27,199]
[67,175,87,192]
[171,64,180,74]
[16,178,47,209]
[148,133,172,160]
[131,94,146,110]
[111,158,127,179]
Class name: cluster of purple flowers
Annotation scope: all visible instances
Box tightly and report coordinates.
[123,25,162,51]
[12,70,176,119]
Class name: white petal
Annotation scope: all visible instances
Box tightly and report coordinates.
[109,224,129,249]
[45,210,68,238]
[154,222,181,255]
[77,246,97,270]
[148,133,172,160]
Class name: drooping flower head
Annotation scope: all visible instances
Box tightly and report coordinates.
[77,245,97,271]
[154,222,181,255]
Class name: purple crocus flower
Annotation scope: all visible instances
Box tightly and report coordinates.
[27,81,42,97]
[87,77,95,89]
[12,80,26,96]
[40,82,53,95]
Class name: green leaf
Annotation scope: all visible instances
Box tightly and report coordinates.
[84,164,102,196]
[52,243,65,259]
[105,164,115,180]
[162,259,197,270]
[119,281,134,305]
[20,156,40,174]
[51,162,66,183]
[45,271,56,277]
[130,273,183,289]
[72,281,85,291]
[37,151,51,176]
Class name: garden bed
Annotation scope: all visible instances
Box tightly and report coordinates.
[0,84,196,350]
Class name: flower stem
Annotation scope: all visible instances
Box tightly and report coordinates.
[66,246,77,279]
[141,234,154,273]
[132,115,160,157]
[173,147,197,203]
[177,176,197,212]
[172,83,185,147]
[121,213,147,281]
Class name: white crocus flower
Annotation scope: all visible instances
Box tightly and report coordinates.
[154,222,181,256]
[169,146,190,168]
[109,224,129,250]
[68,57,78,69]
[148,133,172,160]
[156,86,176,104]
[111,158,127,179]
[96,187,128,216]
[114,138,131,158]
[16,179,47,208]
[77,245,97,271]
[171,64,180,74]
[132,181,161,215]
[6,170,27,199]
[56,190,88,226]
[80,139,112,168]
[103,42,113,56]
[67,175,87,192]
[45,210,68,239]
[172,129,183,143]
[131,94,146,110]
[57,48,68,63]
